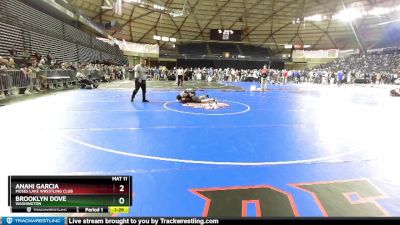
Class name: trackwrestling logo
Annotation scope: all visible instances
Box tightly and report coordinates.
[2,217,65,225]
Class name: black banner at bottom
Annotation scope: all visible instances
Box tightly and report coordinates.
[12,207,109,213]
[67,217,400,225]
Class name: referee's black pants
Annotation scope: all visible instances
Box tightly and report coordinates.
[131,79,146,101]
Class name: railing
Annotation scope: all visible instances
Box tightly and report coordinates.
[0,69,99,94]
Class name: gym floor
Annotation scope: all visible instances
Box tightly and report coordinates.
[0,81,399,217]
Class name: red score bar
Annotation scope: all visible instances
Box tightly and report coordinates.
[12,183,130,195]
[55,183,129,194]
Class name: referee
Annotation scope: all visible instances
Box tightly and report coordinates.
[131,58,149,102]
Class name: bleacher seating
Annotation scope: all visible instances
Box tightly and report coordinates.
[178,43,208,55]
[0,0,127,65]
[239,45,271,59]
[30,31,71,62]
[175,42,271,61]
[78,45,101,63]
[1,0,64,37]
[0,22,24,60]
[62,41,79,63]
[209,43,239,56]
[64,23,91,46]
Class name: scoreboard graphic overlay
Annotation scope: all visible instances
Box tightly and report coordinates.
[8,176,132,213]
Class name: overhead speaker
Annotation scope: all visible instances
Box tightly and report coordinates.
[104,20,122,32]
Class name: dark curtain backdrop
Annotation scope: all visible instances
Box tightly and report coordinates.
[177,59,284,70]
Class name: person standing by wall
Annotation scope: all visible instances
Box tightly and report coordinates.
[260,65,268,91]
[9,46,17,58]
[131,58,149,103]
[22,48,31,63]
[47,51,54,64]
[177,67,184,87]
[282,69,288,84]
[337,70,344,87]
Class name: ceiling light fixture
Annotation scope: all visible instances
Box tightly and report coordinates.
[101,0,113,9]
[124,0,188,17]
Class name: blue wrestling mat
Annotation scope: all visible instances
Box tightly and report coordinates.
[0,82,399,217]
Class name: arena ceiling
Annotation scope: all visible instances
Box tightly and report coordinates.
[66,0,399,52]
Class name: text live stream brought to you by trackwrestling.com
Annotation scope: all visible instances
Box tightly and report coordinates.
[3,217,400,225]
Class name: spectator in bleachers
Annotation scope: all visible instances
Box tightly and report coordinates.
[22,48,31,62]
[47,51,54,64]
[8,46,17,58]
[32,51,42,62]
[320,49,400,84]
